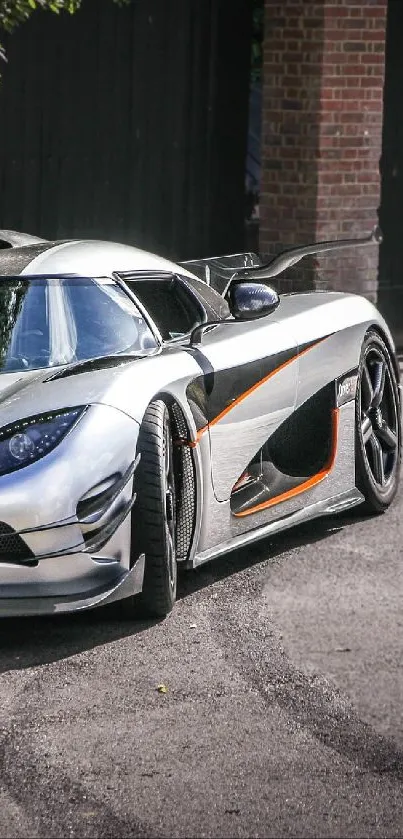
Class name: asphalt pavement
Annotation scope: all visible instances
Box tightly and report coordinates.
[0,484,402,838]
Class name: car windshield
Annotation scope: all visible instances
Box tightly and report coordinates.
[0,276,158,373]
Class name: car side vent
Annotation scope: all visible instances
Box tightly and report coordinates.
[170,402,196,562]
[45,355,138,381]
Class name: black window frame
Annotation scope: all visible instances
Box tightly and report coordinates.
[116,271,211,345]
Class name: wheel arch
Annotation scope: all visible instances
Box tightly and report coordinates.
[354,324,401,513]
[366,322,400,385]
[140,390,199,564]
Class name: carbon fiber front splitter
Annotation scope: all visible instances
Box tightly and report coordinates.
[0,552,145,616]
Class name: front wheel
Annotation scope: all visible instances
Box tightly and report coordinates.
[355,330,401,513]
[128,400,177,618]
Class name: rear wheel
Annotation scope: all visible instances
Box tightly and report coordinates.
[127,400,177,618]
[355,330,401,513]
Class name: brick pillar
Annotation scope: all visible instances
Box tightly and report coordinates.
[260,0,387,297]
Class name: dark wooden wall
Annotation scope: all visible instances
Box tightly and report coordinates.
[0,0,251,260]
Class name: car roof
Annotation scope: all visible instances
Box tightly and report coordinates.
[0,236,231,321]
[0,238,198,280]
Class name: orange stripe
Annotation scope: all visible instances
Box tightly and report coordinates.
[193,337,326,445]
[233,407,339,517]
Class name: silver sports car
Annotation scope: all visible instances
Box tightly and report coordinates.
[0,227,400,618]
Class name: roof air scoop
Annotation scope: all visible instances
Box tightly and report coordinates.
[0,230,48,249]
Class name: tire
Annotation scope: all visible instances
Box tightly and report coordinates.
[128,400,177,618]
[355,329,401,514]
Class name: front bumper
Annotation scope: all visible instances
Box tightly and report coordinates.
[0,403,144,615]
[0,552,145,616]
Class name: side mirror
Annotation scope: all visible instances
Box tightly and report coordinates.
[228,281,280,320]
[189,281,280,345]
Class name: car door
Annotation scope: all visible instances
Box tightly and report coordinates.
[123,271,299,512]
[187,316,299,504]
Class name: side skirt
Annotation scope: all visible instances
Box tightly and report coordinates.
[191,487,364,568]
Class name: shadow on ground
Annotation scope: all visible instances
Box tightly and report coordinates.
[177,508,370,598]
[0,509,371,673]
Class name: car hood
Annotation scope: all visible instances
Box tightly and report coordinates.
[0,346,202,429]
[0,356,146,428]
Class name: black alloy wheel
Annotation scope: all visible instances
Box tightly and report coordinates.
[127,399,177,618]
[356,330,401,513]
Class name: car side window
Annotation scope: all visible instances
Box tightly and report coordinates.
[126,277,204,340]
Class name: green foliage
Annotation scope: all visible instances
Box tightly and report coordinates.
[0,0,130,65]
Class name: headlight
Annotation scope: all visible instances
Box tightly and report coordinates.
[0,407,86,476]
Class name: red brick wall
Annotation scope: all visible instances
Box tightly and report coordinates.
[260,0,387,296]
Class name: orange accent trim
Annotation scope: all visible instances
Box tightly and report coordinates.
[195,426,208,445]
[233,408,339,518]
[174,437,198,449]
[191,337,326,445]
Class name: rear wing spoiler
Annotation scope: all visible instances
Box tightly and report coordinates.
[179,225,382,297]
[179,252,262,296]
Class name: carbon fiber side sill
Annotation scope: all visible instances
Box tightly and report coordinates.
[191,488,364,568]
